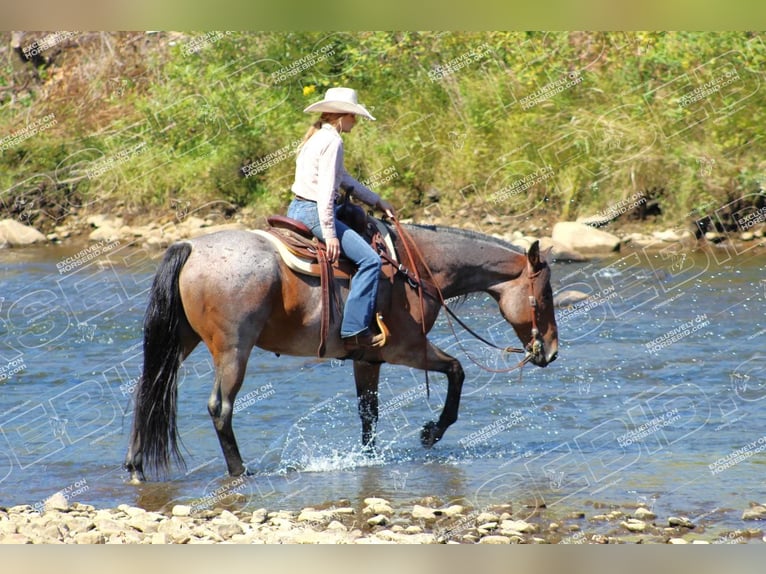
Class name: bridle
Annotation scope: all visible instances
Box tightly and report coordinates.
[389,219,546,380]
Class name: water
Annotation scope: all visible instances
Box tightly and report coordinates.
[1,238,764,539]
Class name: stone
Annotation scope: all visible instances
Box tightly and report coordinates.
[741,232,755,241]
[0,220,46,246]
[298,509,336,523]
[215,522,244,539]
[326,520,347,532]
[652,229,682,242]
[538,236,588,262]
[668,516,695,529]
[438,505,464,518]
[0,533,32,544]
[552,221,621,255]
[553,289,590,308]
[634,507,657,520]
[73,530,105,544]
[44,492,70,512]
[251,508,268,524]
[476,512,501,524]
[364,497,391,507]
[479,535,511,544]
[742,505,766,521]
[150,532,170,544]
[367,514,389,527]
[363,501,393,515]
[620,519,647,532]
[668,537,688,544]
[411,505,437,520]
[171,504,192,517]
[500,519,538,534]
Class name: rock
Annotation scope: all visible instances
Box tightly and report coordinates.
[476,511,501,524]
[552,221,621,255]
[363,501,393,515]
[620,519,647,532]
[553,289,590,308]
[326,520,347,532]
[0,219,46,247]
[73,530,105,544]
[742,504,766,521]
[412,505,437,520]
[171,504,192,517]
[705,231,726,243]
[297,509,331,523]
[44,492,70,512]
[668,516,695,528]
[478,535,511,544]
[438,505,464,518]
[363,497,390,507]
[405,525,423,534]
[741,232,755,241]
[668,537,688,544]
[634,507,657,520]
[95,518,124,538]
[500,519,538,534]
[251,508,268,524]
[215,522,244,539]
[538,236,588,262]
[652,229,682,242]
[367,514,389,527]
[567,511,586,519]
[150,532,170,544]
[0,532,32,544]
[89,225,120,242]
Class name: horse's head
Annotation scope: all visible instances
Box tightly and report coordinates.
[492,240,559,367]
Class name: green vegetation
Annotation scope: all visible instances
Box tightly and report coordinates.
[1,31,764,232]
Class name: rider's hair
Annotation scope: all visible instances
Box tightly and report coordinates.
[298,112,347,150]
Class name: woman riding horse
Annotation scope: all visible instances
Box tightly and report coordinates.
[287,87,396,353]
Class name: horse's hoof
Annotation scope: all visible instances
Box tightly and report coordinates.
[127,471,144,485]
[420,421,440,449]
[361,442,377,457]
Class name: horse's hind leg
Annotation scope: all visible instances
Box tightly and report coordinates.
[353,360,381,452]
[208,346,251,477]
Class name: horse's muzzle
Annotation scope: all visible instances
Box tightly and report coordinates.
[526,330,557,367]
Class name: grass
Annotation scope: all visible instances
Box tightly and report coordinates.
[1,31,764,233]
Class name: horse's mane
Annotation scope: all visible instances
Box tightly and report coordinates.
[407,223,527,255]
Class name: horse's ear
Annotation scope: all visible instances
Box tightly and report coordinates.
[527,239,541,266]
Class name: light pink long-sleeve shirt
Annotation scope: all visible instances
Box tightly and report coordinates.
[290,123,381,240]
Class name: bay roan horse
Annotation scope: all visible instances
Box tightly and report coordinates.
[124,223,558,482]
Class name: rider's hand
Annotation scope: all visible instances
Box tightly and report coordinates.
[376,199,397,219]
[326,237,340,262]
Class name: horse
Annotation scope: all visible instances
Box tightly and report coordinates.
[124,222,559,482]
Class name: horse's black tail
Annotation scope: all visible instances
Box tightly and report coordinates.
[129,241,193,478]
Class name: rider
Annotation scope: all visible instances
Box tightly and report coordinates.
[287,87,397,352]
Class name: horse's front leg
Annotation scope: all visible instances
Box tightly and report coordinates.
[389,339,465,448]
[353,360,381,453]
[415,342,465,448]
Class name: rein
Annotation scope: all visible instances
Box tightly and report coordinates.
[389,218,539,378]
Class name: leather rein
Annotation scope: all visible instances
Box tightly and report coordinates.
[388,218,542,379]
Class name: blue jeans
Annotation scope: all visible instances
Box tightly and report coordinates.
[287,198,381,338]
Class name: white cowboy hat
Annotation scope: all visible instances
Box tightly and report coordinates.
[303,87,376,121]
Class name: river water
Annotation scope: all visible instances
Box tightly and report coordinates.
[1,236,764,539]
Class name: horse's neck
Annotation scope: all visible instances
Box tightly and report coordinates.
[401,225,525,298]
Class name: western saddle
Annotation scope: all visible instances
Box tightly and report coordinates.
[250,204,399,357]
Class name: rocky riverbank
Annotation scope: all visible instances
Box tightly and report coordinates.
[2,206,765,264]
[3,493,766,544]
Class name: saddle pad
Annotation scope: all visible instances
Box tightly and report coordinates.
[250,229,354,280]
